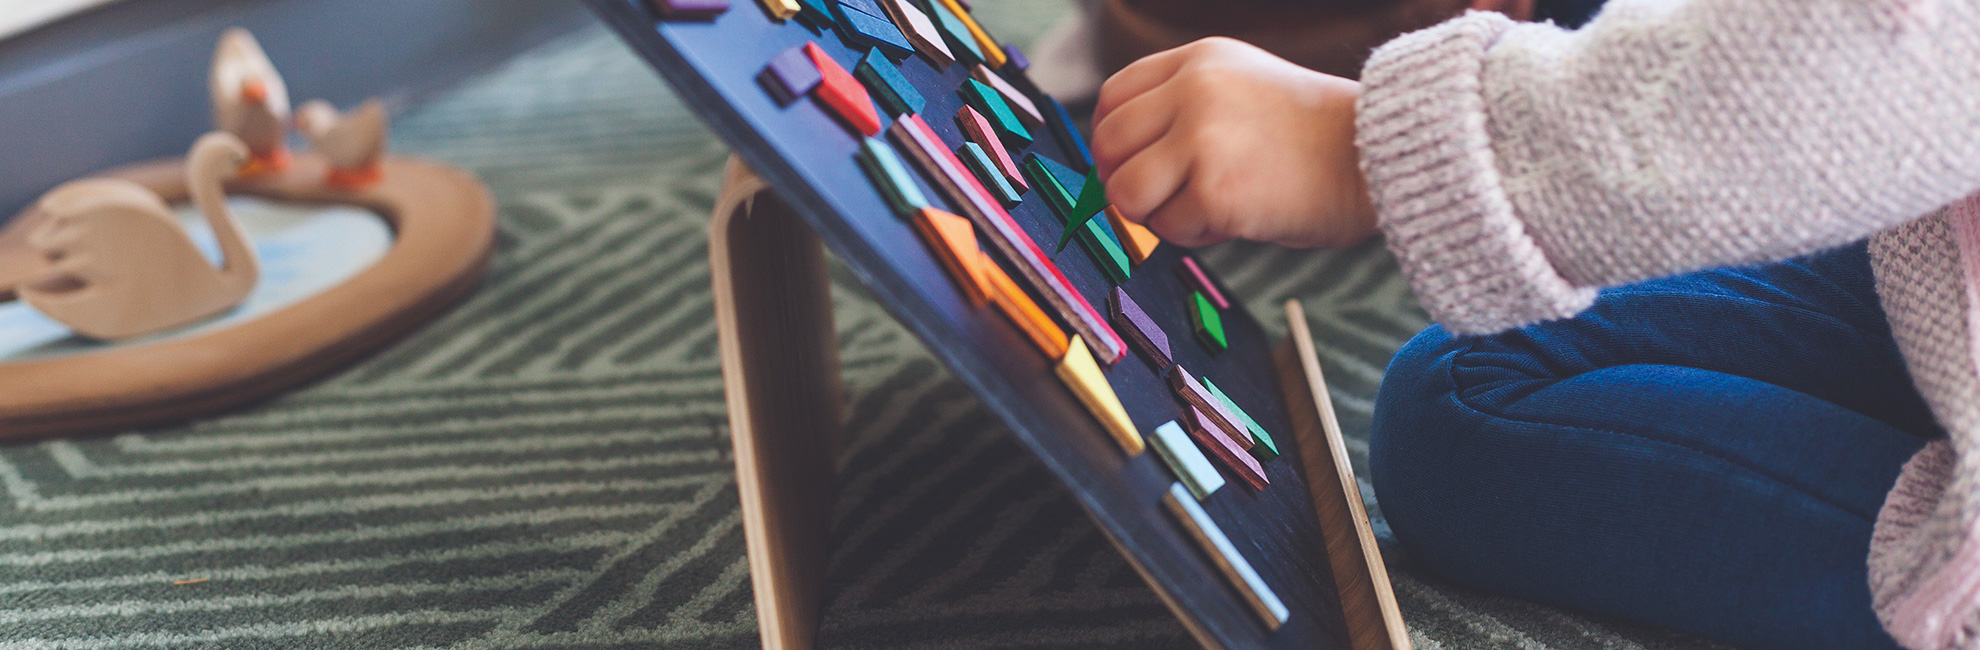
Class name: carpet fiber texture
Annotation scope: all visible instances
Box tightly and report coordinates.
[0,5,1727,648]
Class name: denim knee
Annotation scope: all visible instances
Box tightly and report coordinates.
[1368,325,1483,571]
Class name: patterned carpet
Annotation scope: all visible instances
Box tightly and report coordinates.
[0,4,1730,649]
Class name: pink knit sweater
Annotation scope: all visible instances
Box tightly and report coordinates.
[1353,1,1980,647]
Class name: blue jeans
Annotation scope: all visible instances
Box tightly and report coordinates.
[1370,242,1939,650]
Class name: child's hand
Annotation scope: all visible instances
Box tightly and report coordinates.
[1092,37,1375,248]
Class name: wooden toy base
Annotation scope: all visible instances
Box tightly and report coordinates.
[710,157,1407,650]
[0,153,494,438]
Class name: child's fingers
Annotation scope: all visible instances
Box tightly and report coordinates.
[1094,45,1193,126]
[1091,90,1176,179]
[1104,135,1190,222]
[1142,182,1221,247]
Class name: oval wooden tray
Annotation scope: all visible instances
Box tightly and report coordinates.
[0,154,494,438]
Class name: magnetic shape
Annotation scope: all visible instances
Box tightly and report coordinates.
[1187,406,1267,491]
[857,137,929,216]
[1151,421,1224,499]
[649,0,729,20]
[955,106,1027,191]
[760,44,822,106]
[855,49,924,115]
[1055,335,1145,455]
[839,7,915,57]
[1032,152,1085,195]
[1044,95,1093,169]
[1190,290,1227,352]
[1203,377,1278,461]
[958,142,1022,205]
[756,0,801,19]
[1003,43,1030,70]
[879,0,954,66]
[1023,155,1077,215]
[1171,366,1250,450]
[971,65,1043,129]
[982,251,1070,359]
[1082,219,1132,284]
[1162,483,1289,628]
[805,43,882,136]
[912,207,990,305]
[797,0,836,25]
[835,0,885,20]
[1054,166,1110,253]
[887,114,1126,364]
[1024,156,1129,283]
[1178,255,1231,310]
[932,0,1005,66]
[1108,287,1170,369]
[1108,205,1160,265]
[927,0,986,65]
[961,79,1031,146]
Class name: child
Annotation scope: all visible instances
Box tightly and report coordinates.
[1089,2,1980,649]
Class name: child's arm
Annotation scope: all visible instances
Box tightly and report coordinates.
[1099,0,1980,335]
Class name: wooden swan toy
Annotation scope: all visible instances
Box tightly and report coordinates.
[297,98,389,189]
[209,27,290,175]
[0,149,493,438]
[21,132,259,340]
[0,26,495,438]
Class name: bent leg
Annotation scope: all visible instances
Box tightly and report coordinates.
[1369,244,1933,650]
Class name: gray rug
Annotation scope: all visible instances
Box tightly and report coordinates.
[0,5,1727,648]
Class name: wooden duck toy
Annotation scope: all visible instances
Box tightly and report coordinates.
[296,98,388,189]
[17,132,260,340]
[209,28,290,175]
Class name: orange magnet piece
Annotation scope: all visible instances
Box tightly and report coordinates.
[804,42,882,136]
[912,207,990,305]
[1107,206,1160,265]
[980,250,1069,359]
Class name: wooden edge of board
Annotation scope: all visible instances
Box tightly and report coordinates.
[1090,507,1227,650]
[1274,299,1412,650]
[709,156,843,650]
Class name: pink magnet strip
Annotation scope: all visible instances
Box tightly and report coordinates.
[891,114,1126,364]
[1178,256,1230,310]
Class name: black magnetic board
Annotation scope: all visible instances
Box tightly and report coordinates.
[582,1,1354,647]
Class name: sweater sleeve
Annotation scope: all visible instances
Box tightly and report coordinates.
[1356,0,1980,335]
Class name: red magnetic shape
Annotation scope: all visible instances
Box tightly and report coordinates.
[804,42,882,136]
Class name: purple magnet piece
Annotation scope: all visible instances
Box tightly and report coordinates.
[649,0,729,20]
[1002,43,1029,71]
[1177,256,1231,310]
[760,44,823,106]
[1108,287,1170,369]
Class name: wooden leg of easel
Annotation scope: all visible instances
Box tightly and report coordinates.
[710,155,843,650]
[1275,299,1412,650]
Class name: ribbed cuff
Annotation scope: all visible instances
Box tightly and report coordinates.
[1355,11,1594,335]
